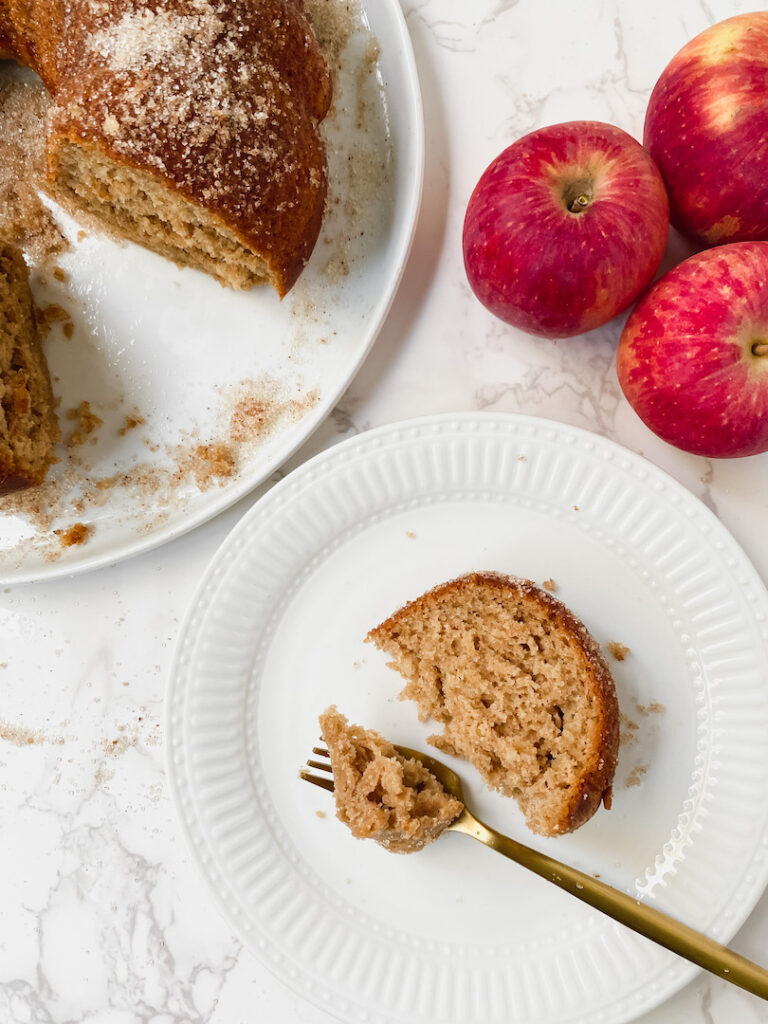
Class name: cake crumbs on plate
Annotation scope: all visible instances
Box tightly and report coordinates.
[625,764,647,788]
[315,810,326,819]
[66,401,103,447]
[1,379,321,560]
[185,442,236,490]
[42,304,70,324]
[118,412,146,435]
[637,701,666,716]
[619,713,639,747]
[607,641,630,661]
[405,530,416,539]
[541,578,557,592]
[229,379,320,443]
[55,522,93,548]
[36,303,74,343]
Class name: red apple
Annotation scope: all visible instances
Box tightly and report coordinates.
[617,242,768,458]
[462,121,669,339]
[644,13,768,246]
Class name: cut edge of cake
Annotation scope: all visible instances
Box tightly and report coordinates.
[0,242,60,494]
[49,141,279,293]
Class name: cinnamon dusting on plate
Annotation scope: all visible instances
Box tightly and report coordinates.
[1,380,320,560]
[0,718,64,746]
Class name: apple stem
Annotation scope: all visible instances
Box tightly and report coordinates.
[568,194,590,213]
[753,342,768,357]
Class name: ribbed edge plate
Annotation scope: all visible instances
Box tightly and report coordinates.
[167,413,768,1024]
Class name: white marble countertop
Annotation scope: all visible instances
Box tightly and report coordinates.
[2,1,768,1022]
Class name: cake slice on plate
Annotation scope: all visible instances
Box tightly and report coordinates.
[366,572,620,836]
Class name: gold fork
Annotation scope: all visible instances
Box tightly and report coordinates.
[301,743,768,1001]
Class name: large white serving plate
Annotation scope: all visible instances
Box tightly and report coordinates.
[0,0,423,582]
[167,413,768,1024]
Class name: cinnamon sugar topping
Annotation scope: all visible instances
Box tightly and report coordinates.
[90,9,222,72]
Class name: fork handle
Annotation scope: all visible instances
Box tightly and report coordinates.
[459,814,768,1000]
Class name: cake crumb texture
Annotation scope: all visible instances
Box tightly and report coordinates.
[0,242,60,493]
[319,706,463,854]
[366,572,620,836]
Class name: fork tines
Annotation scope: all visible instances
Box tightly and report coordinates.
[300,740,335,793]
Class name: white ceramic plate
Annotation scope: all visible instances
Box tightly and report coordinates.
[166,413,768,1024]
[0,0,423,583]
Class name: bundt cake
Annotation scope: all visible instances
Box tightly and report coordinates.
[366,572,620,836]
[0,242,60,493]
[319,707,464,854]
[0,0,332,295]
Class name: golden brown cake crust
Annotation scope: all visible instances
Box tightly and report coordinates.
[0,1,61,89]
[0,8,14,61]
[0,0,332,295]
[366,571,620,836]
